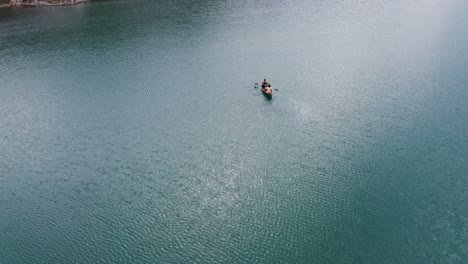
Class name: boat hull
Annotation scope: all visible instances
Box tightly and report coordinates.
[262,87,273,97]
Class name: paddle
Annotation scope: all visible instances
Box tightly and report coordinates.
[255,83,279,91]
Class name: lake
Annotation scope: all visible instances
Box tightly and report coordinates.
[1,0,467,263]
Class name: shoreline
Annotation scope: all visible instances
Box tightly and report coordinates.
[0,0,88,8]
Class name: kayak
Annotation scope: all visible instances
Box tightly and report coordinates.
[262,85,273,97]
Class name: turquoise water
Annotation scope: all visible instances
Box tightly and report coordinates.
[1,0,467,263]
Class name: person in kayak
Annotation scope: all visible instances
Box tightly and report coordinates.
[262,79,271,88]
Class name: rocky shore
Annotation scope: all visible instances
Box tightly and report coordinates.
[0,0,88,8]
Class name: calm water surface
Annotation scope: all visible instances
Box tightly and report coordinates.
[1,0,467,263]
